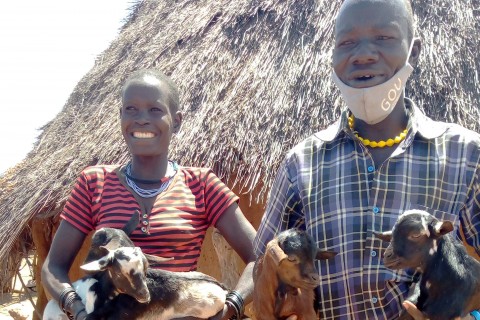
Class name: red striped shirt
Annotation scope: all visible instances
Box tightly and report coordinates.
[61,164,238,271]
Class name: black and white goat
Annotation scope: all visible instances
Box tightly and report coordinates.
[101,267,229,319]
[44,244,228,320]
[84,211,163,266]
[375,209,480,320]
[43,245,153,320]
[44,212,229,319]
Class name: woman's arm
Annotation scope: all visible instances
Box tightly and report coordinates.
[41,220,88,318]
[172,203,256,320]
[213,202,257,320]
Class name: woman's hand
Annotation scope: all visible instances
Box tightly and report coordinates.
[403,301,471,320]
[209,305,232,320]
[208,306,298,320]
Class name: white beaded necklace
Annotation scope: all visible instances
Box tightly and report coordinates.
[125,161,177,198]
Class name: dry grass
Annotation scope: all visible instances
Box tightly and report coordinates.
[0,254,37,320]
[0,0,479,291]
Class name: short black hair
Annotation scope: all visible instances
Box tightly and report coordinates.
[403,0,414,41]
[122,69,180,112]
[337,0,415,42]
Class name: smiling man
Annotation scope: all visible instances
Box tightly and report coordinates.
[254,0,480,319]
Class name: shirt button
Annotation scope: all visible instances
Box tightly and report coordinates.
[141,227,147,233]
[373,207,380,214]
[368,166,375,172]
[142,214,148,219]
[371,296,378,304]
[371,251,377,257]
[142,220,149,226]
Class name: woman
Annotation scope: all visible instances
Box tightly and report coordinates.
[42,69,256,320]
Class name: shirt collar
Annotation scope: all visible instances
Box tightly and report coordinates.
[314,98,447,142]
[406,98,447,139]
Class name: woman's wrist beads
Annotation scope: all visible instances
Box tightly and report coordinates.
[225,290,245,320]
[59,287,85,320]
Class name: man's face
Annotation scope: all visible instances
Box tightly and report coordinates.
[332,0,413,89]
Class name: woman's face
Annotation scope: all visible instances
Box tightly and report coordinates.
[120,77,181,158]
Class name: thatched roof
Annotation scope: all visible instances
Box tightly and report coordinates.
[0,0,479,280]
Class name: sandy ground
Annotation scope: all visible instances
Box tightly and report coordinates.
[0,257,37,320]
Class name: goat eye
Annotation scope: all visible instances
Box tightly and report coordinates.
[410,233,422,239]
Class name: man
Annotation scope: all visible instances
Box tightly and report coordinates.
[253,0,480,319]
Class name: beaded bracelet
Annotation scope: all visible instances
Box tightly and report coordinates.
[225,290,245,320]
[58,287,83,320]
[471,310,480,320]
[74,307,88,320]
[59,287,76,312]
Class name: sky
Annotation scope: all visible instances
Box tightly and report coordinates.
[0,0,133,174]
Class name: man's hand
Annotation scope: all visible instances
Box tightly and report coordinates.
[403,301,472,320]
[403,301,426,320]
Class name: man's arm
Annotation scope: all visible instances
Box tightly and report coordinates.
[253,156,304,257]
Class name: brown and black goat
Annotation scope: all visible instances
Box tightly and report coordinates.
[375,209,480,320]
[253,229,337,320]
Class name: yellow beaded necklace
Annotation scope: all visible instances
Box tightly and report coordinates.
[348,116,408,148]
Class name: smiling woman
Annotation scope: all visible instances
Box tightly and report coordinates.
[120,70,182,162]
[41,69,257,320]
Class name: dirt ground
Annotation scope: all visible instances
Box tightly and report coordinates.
[0,257,38,320]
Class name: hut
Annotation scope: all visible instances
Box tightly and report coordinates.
[0,0,479,318]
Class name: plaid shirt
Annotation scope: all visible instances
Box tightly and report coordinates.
[254,99,480,320]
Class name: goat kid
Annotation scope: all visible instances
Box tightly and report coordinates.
[77,212,228,319]
[375,209,480,320]
[101,268,229,320]
[43,245,154,320]
[85,211,166,267]
[253,229,337,320]
[45,245,227,320]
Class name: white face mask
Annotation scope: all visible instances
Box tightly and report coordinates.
[332,40,415,125]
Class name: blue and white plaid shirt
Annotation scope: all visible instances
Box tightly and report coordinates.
[254,99,480,320]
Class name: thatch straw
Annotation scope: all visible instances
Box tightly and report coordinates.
[0,0,479,290]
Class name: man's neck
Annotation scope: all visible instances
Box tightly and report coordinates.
[352,97,409,142]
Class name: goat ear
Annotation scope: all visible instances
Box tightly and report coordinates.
[316,250,338,260]
[145,254,174,263]
[373,231,393,242]
[122,210,140,236]
[266,240,288,266]
[80,254,113,272]
[432,220,454,237]
[80,246,113,272]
